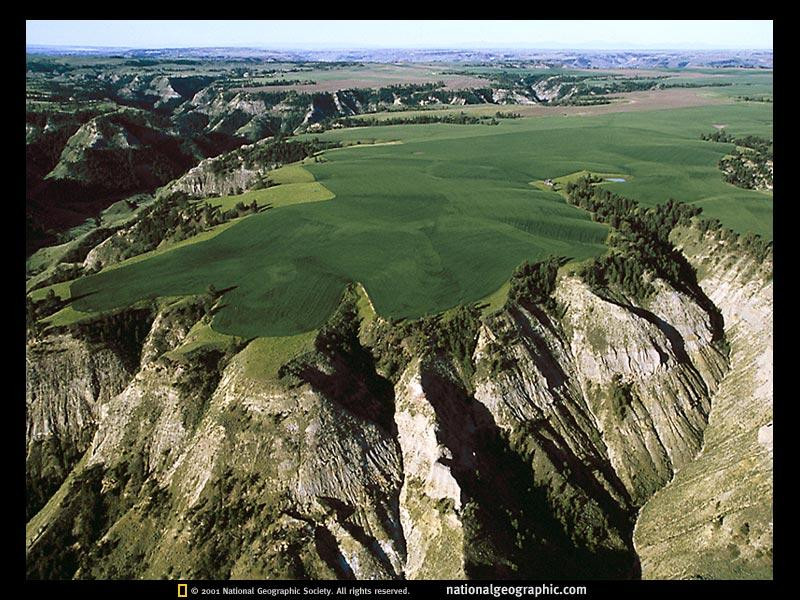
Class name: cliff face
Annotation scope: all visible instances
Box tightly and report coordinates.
[26,333,134,520]
[167,153,263,199]
[393,359,467,579]
[463,271,728,579]
[25,299,201,521]
[25,229,772,580]
[476,276,726,506]
[633,228,773,579]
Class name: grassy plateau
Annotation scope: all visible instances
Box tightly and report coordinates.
[68,100,772,338]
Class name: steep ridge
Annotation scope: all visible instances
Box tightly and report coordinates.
[463,272,727,578]
[633,227,773,579]
[393,358,467,579]
[27,109,203,245]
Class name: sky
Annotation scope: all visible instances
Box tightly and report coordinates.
[26,20,773,50]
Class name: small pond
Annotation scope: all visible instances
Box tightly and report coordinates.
[605,177,626,183]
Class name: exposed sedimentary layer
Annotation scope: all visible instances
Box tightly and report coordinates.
[633,228,773,579]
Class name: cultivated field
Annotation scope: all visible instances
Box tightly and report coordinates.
[234,63,490,93]
[70,101,772,338]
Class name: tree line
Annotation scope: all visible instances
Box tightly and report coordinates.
[563,175,771,302]
[334,111,503,128]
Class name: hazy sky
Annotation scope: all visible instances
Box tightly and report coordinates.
[26,20,773,50]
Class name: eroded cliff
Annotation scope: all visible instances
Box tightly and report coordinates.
[25,224,772,580]
[633,227,773,579]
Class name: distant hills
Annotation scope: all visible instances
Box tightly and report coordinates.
[26,46,773,69]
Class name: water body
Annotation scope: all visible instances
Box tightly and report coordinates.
[606,177,626,182]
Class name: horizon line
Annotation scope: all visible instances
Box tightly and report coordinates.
[25,44,774,51]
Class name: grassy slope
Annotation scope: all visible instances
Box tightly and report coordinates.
[70,101,772,338]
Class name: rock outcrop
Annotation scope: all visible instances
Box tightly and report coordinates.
[167,153,263,199]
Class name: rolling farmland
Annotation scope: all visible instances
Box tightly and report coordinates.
[70,101,772,338]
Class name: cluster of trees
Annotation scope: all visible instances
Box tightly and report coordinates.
[26,290,66,334]
[565,177,703,301]
[249,78,316,87]
[184,468,269,579]
[69,307,154,365]
[249,172,275,190]
[701,130,773,154]
[733,136,772,155]
[586,78,661,94]
[313,286,363,359]
[701,131,773,190]
[578,250,655,302]
[25,464,106,579]
[374,82,446,102]
[405,305,482,385]
[219,200,261,221]
[137,189,265,247]
[334,111,502,128]
[565,175,771,299]
[608,374,636,420]
[565,178,640,224]
[27,449,173,579]
[208,138,339,175]
[173,344,227,431]
[735,95,772,103]
[131,191,207,247]
[507,257,564,310]
[334,293,483,387]
[555,97,612,106]
[659,81,733,89]
[566,178,702,234]
[719,149,773,190]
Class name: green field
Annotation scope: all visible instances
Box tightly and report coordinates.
[69,101,772,338]
[204,163,334,214]
[205,181,335,212]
